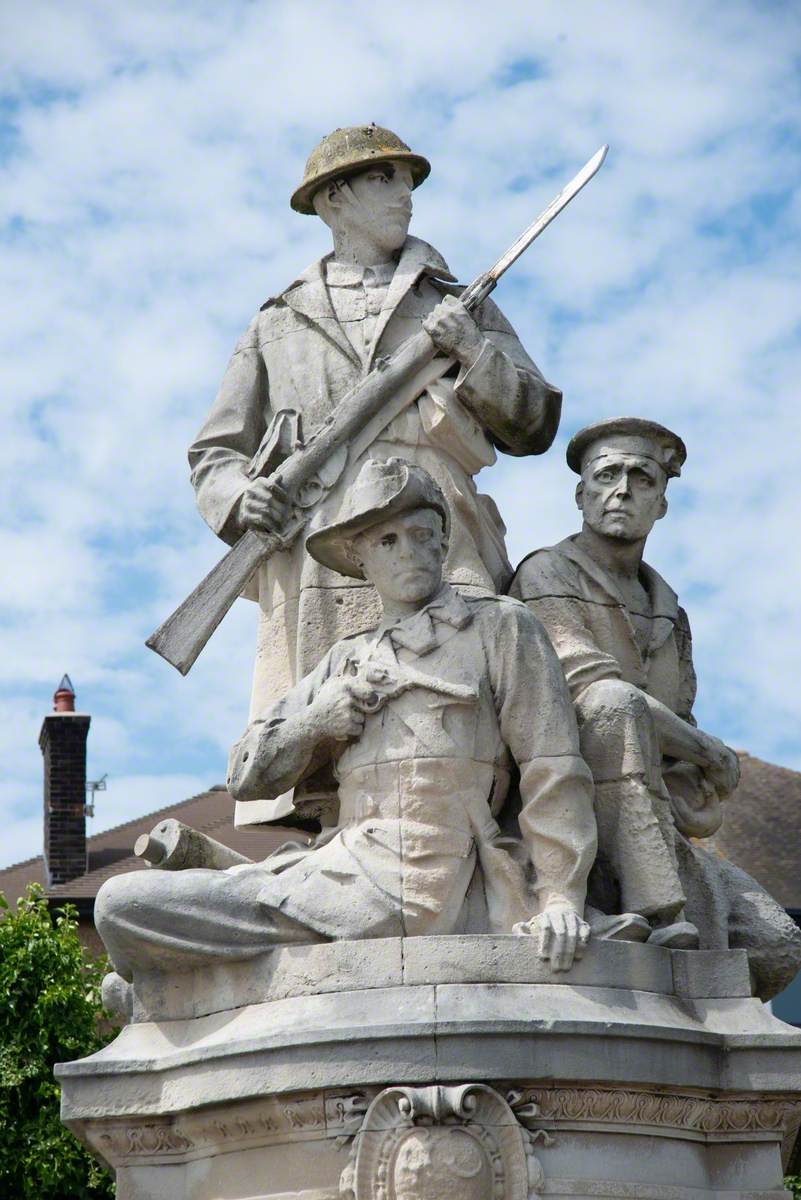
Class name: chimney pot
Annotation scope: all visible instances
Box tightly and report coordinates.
[53,673,76,713]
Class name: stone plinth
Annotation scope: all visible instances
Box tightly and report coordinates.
[57,938,801,1200]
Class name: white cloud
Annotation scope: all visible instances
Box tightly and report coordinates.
[1,0,800,867]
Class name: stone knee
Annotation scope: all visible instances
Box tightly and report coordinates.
[575,678,659,786]
[95,871,166,980]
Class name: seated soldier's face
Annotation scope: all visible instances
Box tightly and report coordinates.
[579,451,667,542]
[353,507,445,606]
[338,160,414,254]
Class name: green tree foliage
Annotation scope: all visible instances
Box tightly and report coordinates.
[0,883,116,1198]
[786,1176,801,1199]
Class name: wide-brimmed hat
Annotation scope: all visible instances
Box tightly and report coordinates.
[567,417,686,479]
[291,124,431,215]
[306,458,449,579]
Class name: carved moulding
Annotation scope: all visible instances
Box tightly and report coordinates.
[81,1082,801,1173]
[339,1084,547,1200]
[89,1091,334,1168]
[512,1085,801,1138]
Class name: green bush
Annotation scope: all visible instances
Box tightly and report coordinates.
[786,1175,801,1199]
[0,883,116,1198]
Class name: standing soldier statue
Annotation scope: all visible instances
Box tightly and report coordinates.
[187,125,565,825]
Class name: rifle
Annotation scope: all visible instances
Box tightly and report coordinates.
[147,145,608,674]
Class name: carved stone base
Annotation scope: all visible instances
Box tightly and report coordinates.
[57,938,801,1199]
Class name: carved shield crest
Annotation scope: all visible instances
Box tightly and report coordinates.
[340,1084,543,1200]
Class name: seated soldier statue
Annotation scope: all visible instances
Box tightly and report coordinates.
[96,458,598,988]
[510,417,801,997]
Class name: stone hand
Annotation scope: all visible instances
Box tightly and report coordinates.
[701,737,740,799]
[422,296,484,366]
[513,903,590,972]
[239,478,290,534]
[310,676,376,741]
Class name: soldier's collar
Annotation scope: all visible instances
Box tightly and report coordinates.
[325,259,397,287]
[558,536,679,623]
[380,584,472,656]
[273,236,456,300]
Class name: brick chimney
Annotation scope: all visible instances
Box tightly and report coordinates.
[39,675,90,885]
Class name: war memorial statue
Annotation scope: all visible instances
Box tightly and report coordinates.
[58,128,801,1200]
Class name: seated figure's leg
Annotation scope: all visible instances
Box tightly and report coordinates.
[576,678,686,924]
[95,866,320,982]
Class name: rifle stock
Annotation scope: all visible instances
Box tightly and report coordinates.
[146,528,281,674]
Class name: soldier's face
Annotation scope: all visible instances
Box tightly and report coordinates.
[353,508,446,605]
[577,451,668,542]
[335,160,414,253]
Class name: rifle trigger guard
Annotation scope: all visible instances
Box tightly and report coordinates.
[295,476,327,509]
[295,441,348,509]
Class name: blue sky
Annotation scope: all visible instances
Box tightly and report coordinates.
[2,1,800,868]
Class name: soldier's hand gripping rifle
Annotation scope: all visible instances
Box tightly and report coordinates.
[147,145,608,674]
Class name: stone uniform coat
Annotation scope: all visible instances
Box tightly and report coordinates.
[509,535,697,720]
[510,535,706,835]
[189,237,562,750]
[228,586,596,939]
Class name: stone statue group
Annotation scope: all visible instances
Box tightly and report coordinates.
[96,126,801,1007]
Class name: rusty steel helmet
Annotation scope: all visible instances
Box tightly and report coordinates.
[290,124,431,215]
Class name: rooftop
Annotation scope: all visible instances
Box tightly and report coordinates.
[0,786,299,909]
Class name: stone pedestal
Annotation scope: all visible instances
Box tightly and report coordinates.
[57,938,801,1199]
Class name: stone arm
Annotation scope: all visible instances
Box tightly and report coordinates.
[513,592,624,702]
[450,294,562,456]
[189,314,267,546]
[673,604,698,724]
[227,645,346,801]
[513,558,739,810]
[480,601,597,916]
[640,695,714,768]
[645,605,739,808]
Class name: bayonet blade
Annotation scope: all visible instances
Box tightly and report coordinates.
[490,144,608,282]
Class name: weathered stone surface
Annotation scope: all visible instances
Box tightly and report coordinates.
[671,947,751,998]
[58,940,801,1199]
[127,935,675,1022]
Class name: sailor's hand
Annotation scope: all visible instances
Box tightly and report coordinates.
[513,903,590,972]
[311,677,374,741]
[239,479,290,534]
[701,737,740,799]
[423,296,484,367]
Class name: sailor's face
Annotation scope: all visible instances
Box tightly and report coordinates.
[353,508,445,605]
[578,451,667,542]
[341,160,413,252]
